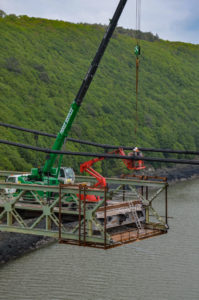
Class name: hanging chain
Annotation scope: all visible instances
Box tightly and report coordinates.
[135,57,139,137]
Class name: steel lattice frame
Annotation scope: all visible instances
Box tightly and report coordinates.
[0,175,168,248]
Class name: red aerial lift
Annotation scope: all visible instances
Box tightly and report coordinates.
[80,147,145,195]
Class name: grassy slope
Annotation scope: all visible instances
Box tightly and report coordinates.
[0,15,199,175]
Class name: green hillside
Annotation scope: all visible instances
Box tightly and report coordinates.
[0,13,199,175]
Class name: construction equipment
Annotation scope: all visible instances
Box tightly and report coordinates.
[18,0,128,188]
[80,147,145,189]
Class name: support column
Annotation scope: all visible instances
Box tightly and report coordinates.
[88,219,92,237]
[165,183,168,226]
[7,211,13,226]
[145,186,149,223]
[5,203,13,226]
[46,216,51,230]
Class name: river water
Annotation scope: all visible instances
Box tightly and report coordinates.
[0,178,199,300]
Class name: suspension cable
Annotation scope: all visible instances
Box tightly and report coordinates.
[0,121,199,154]
[0,139,199,165]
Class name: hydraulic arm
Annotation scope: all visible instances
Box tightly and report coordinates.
[80,148,145,189]
[41,0,127,178]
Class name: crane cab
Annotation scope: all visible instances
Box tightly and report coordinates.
[58,167,75,184]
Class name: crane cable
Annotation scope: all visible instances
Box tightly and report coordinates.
[134,0,141,139]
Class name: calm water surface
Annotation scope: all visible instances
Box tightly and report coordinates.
[0,178,199,300]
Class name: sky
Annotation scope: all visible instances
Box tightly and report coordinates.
[1,0,199,44]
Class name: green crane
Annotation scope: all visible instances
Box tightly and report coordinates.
[28,0,127,185]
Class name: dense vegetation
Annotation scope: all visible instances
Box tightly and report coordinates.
[0,12,199,176]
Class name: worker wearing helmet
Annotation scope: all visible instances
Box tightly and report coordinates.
[133,147,139,156]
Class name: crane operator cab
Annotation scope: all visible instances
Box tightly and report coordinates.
[58,167,75,184]
[127,147,145,170]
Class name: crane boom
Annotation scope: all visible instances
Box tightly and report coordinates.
[42,0,127,176]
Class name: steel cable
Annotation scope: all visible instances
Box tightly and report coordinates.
[0,121,199,154]
[0,139,199,165]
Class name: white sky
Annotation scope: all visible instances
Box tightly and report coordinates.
[1,0,199,44]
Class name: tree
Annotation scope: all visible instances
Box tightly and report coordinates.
[0,10,6,18]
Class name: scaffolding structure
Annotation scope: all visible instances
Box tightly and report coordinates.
[0,173,168,249]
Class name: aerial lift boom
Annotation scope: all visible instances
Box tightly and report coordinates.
[80,148,145,190]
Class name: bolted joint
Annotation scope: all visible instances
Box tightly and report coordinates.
[43,206,51,216]
[4,202,12,212]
